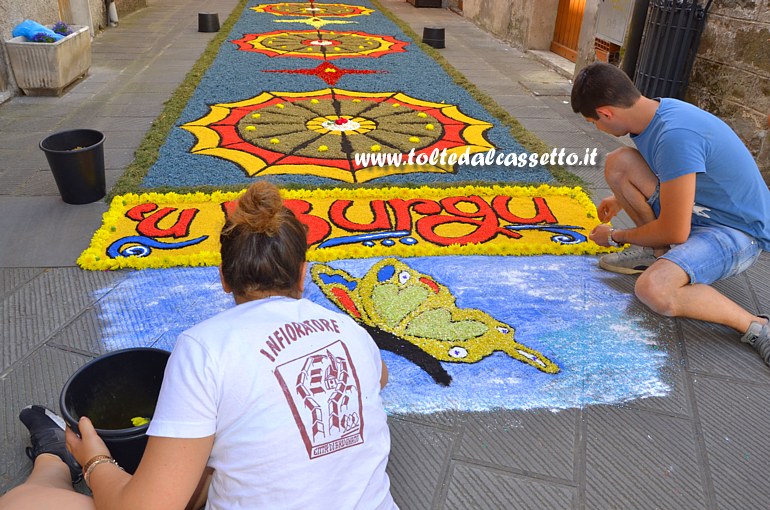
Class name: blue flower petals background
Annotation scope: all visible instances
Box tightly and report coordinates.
[141,0,554,188]
[91,256,669,413]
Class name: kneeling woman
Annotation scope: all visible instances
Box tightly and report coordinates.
[2,181,397,510]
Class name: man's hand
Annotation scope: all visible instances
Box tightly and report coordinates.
[589,223,614,247]
[596,196,621,223]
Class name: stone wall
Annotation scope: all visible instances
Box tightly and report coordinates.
[115,0,147,17]
[687,0,770,180]
[460,0,558,50]
[0,0,60,39]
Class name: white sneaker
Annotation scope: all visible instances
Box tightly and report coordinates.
[740,315,770,367]
[599,248,657,275]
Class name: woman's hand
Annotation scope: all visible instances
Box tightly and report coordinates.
[65,416,111,468]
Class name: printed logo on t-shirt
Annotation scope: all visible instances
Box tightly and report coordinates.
[693,204,712,218]
[274,340,365,459]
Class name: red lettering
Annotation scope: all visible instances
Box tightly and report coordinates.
[284,324,297,342]
[126,203,199,239]
[284,199,331,246]
[126,203,157,221]
[260,349,276,362]
[330,319,340,333]
[222,199,331,247]
[222,199,238,218]
[387,198,442,232]
[329,199,391,232]
[319,319,333,331]
[274,330,286,349]
[415,196,516,246]
[492,196,557,225]
[266,338,281,357]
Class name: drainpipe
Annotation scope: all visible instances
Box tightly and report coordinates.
[620,0,649,79]
[107,0,119,27]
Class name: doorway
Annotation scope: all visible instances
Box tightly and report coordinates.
[550,0,586,62]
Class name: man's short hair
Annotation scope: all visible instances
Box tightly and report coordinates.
[571,62,641,119]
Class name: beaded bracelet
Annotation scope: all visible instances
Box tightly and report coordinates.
[83,455,122,487]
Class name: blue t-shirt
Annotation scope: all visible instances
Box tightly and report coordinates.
[632,98,770,250]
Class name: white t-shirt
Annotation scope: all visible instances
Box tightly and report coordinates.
[147,296,397,510]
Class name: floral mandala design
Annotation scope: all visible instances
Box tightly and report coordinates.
[181,88,494,183]
[232,30,408,59]
[263,62,383,87]
[251,3,374,17]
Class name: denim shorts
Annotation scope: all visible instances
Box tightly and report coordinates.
[647,188,762,284]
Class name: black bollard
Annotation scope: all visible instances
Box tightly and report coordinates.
[422,27,445,49]
[198,12,220,32]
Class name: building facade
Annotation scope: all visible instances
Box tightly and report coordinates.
[452,0,770,179]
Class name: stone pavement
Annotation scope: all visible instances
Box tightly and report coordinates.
[1,0,769,508]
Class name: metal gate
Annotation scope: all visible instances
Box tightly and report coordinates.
[633,0,713,99]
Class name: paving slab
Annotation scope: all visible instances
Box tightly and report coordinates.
[584,405,707,509]
[680,318,770,381]
[0,268,44,300]
[0,346,94,487]
[446,462,576,510]
[0,268,120,372]
[0,198,107,266]
[456,409,578,481]
[388,416,457,509]
[693,376,770,510]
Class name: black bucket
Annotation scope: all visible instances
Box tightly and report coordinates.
[422,27,445,49]
[60,348,170,474]
[198,12,220,32]
[39,129,106,205]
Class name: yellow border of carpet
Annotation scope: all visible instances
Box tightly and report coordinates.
[78,184,614,271]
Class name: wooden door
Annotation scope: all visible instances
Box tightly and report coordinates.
[550,0,586,62]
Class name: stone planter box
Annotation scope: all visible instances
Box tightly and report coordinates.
[5,25,91,96]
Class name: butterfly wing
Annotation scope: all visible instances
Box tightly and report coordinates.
[310,263,367,322]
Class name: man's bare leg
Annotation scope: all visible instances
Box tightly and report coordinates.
[604,148,767,335]
[604,147,659,229]
[636,258,766,333]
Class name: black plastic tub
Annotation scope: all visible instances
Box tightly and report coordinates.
[39,129,106,204]
[60,347,170,474]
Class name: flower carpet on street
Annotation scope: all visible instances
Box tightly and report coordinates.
[81,0,670,412]
[139,0,553,187]
[79,184,608,270]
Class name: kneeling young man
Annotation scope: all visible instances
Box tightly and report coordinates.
[571,62,770,365]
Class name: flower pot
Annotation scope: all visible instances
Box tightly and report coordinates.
[60,348,170,474]
[40,129,106,204]
[5,25,91,96]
